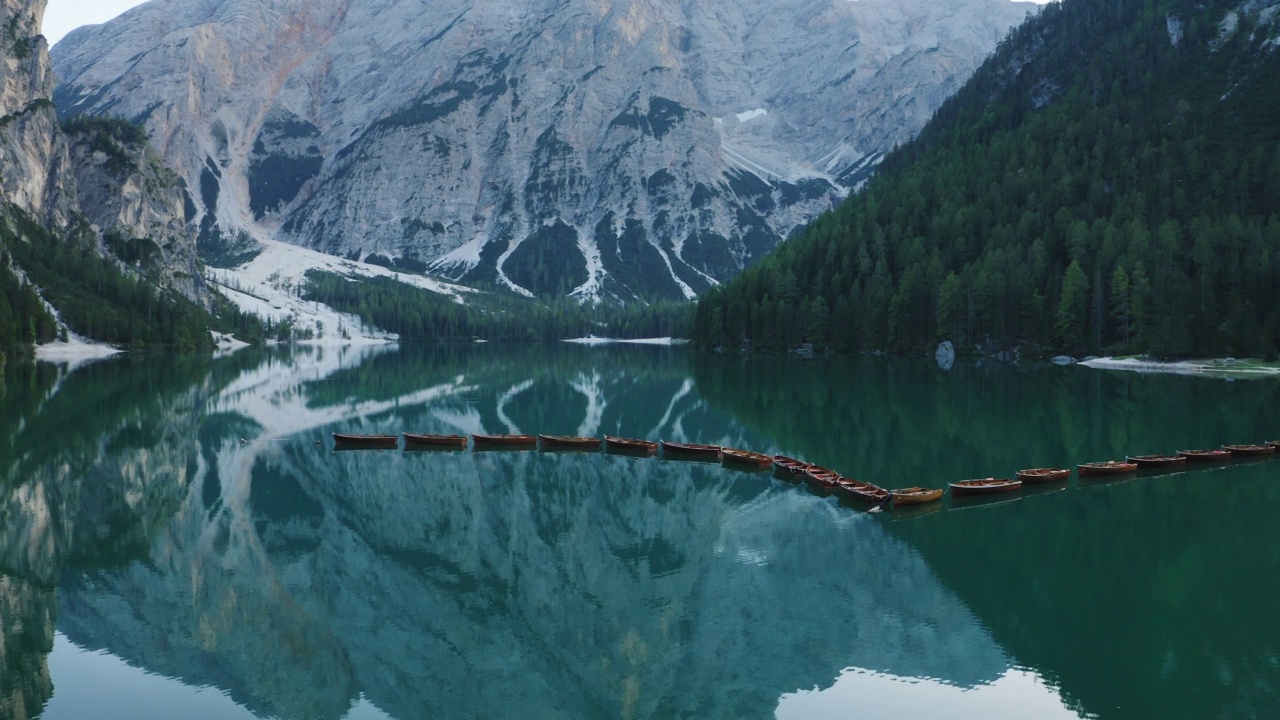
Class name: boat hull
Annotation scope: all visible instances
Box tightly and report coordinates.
[722,449,772,468]
[889,487,942,506]
[539,435,601,451]
[1077,462,1138,476]
[1223,444,1276,457]
[1178,449,1232,462]
[840,488,890,505]
[604,436,658,455]
[661,441,722,461]
[1016,468,1070,484]
[772,456,809,482]
[333,433,398,449]
[834,479,889,504]
[1126,455,1187,469]
[950,479,1022,496]
[473,434,538,449]
[804,466,841,493]
[403,433,468,449]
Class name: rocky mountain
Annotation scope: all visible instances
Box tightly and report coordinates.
[0,0,206,335]
[63,116,207,302]
[0,0,72,227]
[693,0,1280,357]
[52,0,1033,302]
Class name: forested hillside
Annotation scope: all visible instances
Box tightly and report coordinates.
[694,0,1280,358]
[303,271,692,341]
[0,207,214,352]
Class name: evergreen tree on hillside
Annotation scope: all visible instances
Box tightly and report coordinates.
[303,271,692,342]
[0,209,214,352]
[695,0,1280,358]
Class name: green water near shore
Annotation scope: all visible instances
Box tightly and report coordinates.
[1,346,1277,719]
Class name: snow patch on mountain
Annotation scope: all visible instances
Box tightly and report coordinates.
[206,237,475,342]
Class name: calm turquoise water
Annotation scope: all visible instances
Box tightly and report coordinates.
[2,345,1278,719]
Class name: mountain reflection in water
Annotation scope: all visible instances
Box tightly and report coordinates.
[2,346,1277,719]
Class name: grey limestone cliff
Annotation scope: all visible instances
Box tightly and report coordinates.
[0,0,206,306]
[64,118,208,303]
[0,0,71,227]
[52,0,1034,302]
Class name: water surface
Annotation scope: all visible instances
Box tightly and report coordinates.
[1,345,1277,719]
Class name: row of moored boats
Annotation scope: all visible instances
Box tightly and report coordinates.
[331,433,1280,510]
[333,432,777,460]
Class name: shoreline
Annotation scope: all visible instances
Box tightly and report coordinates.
[34,339,123,367]
[563,336,689,347]
[1079,356,1280,377]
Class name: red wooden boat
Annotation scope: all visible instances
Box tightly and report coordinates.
[1222,444,1276,457]
[539,434,601,451]
[722,448,772,468]
[472,433,538,449]
[403,433,468,449]
[661,441,722,460]
[772,455,810,480]
[332,433,398,448]
[1077,461,1138,476]
[1177,449,1231,462]
[1016,468,1070,484]
[890,487,944,507]
[773,456,803,474]
[1126,454,1187,469]
[604,436,658,455]
[950,478,1022,496]
[804,465,842,493]
[834,477,890,504]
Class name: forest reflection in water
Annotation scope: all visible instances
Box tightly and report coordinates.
[0,345,1277,719]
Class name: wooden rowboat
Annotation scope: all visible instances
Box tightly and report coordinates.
[772,455,810,483]
[604,436,658,455]
[773,455,809,474]
[835,479,890,505]
[1223,444,1276,457]
[403,433,468,449]
[333,433,398,448]
[473,433,538,449]
[1077,461,1138,476]
[1177,449,1232,462]
[804,466,842,493]
[890,487,944,506]
[661,441,722,460]
[1016,468,1070,484]
[722,449,772,468]
[950,478,1022,496]
[538,434,601,451]
[1126,454,1187,469]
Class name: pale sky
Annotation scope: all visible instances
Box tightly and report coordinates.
[43,0,151,47]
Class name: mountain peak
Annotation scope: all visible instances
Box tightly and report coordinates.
[53,0,1031,302]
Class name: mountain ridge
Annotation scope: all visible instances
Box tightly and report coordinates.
[0,0,218,355]
[52,0,1034,303]
[694,0,1280,358]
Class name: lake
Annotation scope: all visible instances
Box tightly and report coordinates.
[2,344,1278,719]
